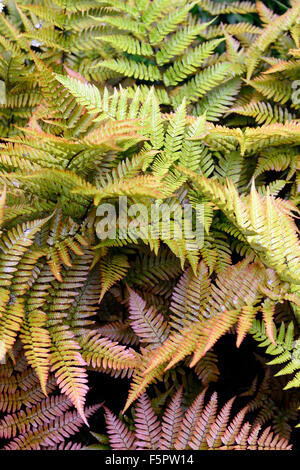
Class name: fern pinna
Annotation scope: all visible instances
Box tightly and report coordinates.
[0,0,299,451]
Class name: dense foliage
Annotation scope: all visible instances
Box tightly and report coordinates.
[0,0,299,450]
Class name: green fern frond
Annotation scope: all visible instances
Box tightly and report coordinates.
[163,38,224,86]
[99,253,130,302]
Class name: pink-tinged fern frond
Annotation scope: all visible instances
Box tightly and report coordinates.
[190,260,265,366]
[247,424,262,448]
[206,397,235,449]
[174,389,206,450]
[159,387,183,449]
[45,442,84,450]
[45,252,95,423]
[261,301,276,346]
[128,288,169,346]
[0,347,103,449]
[234,422,252,448]
[188,392,218,450]
[0,298,25,363]
[141,259,267,383]
[169,262,211,332]
[0,216,51,289]
[97,321,139,346]
[190,309,239,367]
[143,326,199,377]
[134,393,161,450]
[255,426,292,450]
[0,394,71,439]
[4,404,101,450]
[220,405,249,447]
[0,375,57,414]
[102,390,292,450]
[104,407,137,450]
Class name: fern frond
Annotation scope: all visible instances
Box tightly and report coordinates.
[134,393,161,449]
[48,323,89,424]
[103,388,292,450]
[230,101,296,125]
[172,62,231,107]
[197,0,257,15]
[156,22,214,66]
[104,405,137,450]
[79,330,138,373]
[163,39,224,86]
[159,386,183,449]
[20,310,51,395]
[250,320,300,391]
[55,74,102,114]
[99,253,129,302]
[192,78,242,121]
[5,405,101,450]
[128,288,169,347]
[97,58,162,82]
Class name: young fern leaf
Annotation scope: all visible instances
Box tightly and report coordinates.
[0,394,71,439]
[0,185,6,227]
